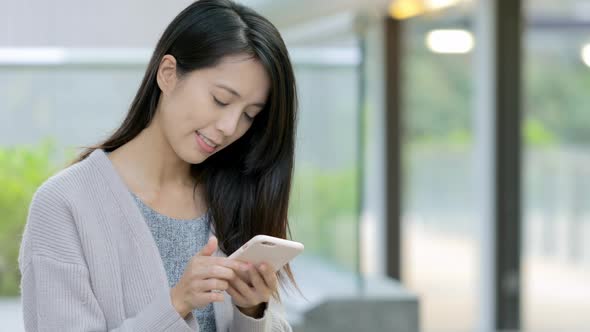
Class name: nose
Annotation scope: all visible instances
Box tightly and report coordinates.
[215,108,242,137]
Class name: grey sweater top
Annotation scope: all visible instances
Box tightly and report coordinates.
[129,191,216,332]
[18,148,292,332]
[106,151,216,331]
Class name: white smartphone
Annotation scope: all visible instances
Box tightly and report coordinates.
[228,235,304,272]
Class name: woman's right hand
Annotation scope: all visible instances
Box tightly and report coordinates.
[170,236,248,318]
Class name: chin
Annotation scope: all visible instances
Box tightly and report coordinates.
[189,152,210,165]
[173,146,207,165]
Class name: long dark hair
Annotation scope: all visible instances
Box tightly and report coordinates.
[69,0,298,294]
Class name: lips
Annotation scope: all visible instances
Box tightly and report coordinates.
[195,131,218,154]
[197,131,218,147]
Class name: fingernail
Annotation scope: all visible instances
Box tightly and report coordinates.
[242,264,250,271]
[259,264,266,271]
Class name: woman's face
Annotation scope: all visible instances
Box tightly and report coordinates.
[156,53,270,164]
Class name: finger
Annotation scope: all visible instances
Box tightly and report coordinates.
[232,269,250,284]
[196,264,236,281]
[196,291,225,305]
[249,265,268,294]
[194,278,229,292]
[230,268,256,299]
[197,236,218,257]
[205,257,249,272]
[257,263,278,292]
[226,285,245,303]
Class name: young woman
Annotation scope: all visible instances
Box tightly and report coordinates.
[18,0,298,331]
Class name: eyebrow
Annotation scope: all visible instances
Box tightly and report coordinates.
[215,83,266,108]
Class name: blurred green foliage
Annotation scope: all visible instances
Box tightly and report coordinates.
[289,165,358,271]
[0,138,65,296]
[404,50,588,146]
[404,52,473,143]
[525,55,590,144]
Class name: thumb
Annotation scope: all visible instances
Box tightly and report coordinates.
[198,236,218,257]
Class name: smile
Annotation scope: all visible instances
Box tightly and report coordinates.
[195,131,219,154]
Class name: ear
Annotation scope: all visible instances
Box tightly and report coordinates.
[156,54,178,96]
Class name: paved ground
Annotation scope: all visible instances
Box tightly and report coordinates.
[0,298,23,332]
[402,224,590,332]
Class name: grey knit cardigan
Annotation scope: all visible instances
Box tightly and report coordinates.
[18,148,291,332]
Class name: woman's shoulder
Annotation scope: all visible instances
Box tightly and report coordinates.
[34,149,106,204]
[19,156,102,270]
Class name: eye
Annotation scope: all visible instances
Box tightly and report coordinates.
[213,96,228,107]
[243,113,255,121]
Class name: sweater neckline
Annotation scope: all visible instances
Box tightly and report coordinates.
[84,148,227,327]
[129,190,209,223]
[101,149,210,223]
[87,148,170,279]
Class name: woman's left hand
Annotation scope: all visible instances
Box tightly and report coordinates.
[227,262,278,318]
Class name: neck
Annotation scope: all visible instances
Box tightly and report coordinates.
[108,120,195,193]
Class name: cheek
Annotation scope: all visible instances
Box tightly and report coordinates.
[159,104,197,143]
[162,104,189,131]
[173,93,211,127]
[235,122,254,140]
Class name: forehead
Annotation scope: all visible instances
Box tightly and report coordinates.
[190,54,271,102]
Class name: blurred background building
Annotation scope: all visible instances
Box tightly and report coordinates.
[1,0,589,331]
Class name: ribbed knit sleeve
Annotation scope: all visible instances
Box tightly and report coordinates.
[18,178,199,332]
[229,299,292,332]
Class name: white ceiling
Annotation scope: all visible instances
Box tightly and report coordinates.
[1,0,586,47]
